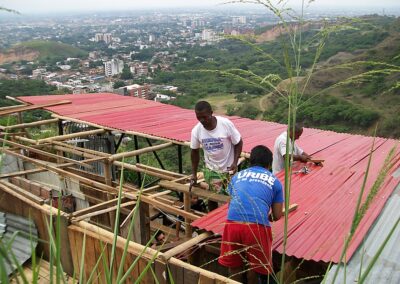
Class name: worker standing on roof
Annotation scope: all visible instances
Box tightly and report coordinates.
[190,101,243,211]
[219,145,283,284]
[272,123,311,174]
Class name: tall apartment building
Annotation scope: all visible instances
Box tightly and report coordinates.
[104,59,124,77]
[95,33,113,43]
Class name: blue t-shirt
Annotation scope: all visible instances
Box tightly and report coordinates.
[227,166,284,226]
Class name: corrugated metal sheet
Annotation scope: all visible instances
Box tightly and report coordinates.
[0,212,38,276]
[17,93,400,263]
[326,184,400,283]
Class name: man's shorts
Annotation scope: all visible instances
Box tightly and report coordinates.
[219,220,273,275]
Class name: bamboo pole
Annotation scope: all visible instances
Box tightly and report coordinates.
[0,100,71,116]
[161,232,211,260]
[159,180,230,203]
[14,135,37,144]
[3,118,59,131]
[71,197,127,217]
[1,148,117,194]
[0,138,94,169]
[52,141,110,157]
[51,114,187,146]
[108,142,173,162]
[73,201,136,222]
[37,128,105,144]
[136,163,185,179]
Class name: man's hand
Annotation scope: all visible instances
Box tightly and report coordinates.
[299,154,311,163]
[227,164,238,175]
[190,174,197,187]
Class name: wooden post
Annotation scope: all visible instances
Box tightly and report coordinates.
[104,160,116,229]
[184,192,192,239]
[133,135,142,187]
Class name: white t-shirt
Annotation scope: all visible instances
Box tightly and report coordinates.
[272,131,303,174]
[191,116,241,173]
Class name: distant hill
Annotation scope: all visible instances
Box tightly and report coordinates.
[159,15,400,138]
[0,40,87,64]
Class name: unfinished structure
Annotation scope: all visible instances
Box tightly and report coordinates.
[0,93,399,283]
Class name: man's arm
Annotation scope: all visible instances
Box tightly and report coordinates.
[191,148,200,184]
[284,153,310,163]
[228,138,243,174]
[271,202,283,221]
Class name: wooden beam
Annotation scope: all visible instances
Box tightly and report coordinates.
[108,142,173,162]
[0,100,71,116]
[3,118,59,131]
[162,232,212,260]
[159,180,230,204]
[37,128,106,144]
[73,201,136,222]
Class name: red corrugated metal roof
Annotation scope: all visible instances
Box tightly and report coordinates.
[17,93,400,263]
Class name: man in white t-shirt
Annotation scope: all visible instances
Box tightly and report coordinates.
[272,124,311,174]
[190,101,243,204]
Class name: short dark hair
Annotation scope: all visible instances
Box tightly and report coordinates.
[294,123,303,134]
[195,101,212,112]
[250,145,273,168]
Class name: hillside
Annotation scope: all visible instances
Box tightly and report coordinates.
[159,15,400,138]
[0,40,87,64]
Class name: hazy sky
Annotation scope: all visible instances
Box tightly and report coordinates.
[1,0,399,14]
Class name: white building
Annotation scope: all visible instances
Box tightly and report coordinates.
[104,59,124,77]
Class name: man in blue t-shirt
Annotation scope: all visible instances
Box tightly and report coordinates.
[219,145,283,284]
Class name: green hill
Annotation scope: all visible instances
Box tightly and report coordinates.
[157,15,400,138]
[20,40,87,62]
[1,40,87,64]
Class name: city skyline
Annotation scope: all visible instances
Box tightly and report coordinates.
[1,0,400,14]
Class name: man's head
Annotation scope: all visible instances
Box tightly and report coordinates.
[250,145,273,169]
[288,123,303,140]
[155,231,165,243]
[194,101,213,128]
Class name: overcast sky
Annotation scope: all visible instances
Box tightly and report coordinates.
[1,0,399,14]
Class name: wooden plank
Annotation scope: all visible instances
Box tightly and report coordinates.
[93,237,107,284]
[184,268,200,284]
[159,181,230,204]
[72,197,124,217]
[198,274,215,284]
[154,260,167,284]
[57,216,74,276]
[67,229,80,278]
[38,128,106,144]
[0,100,71,116]
[74,228,84,282]
[84,236,98,283]
[168,262,184,284]
[138,258,154,284]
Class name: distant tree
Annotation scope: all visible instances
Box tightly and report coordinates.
[120,64,133,80]
[113,81,126,89]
